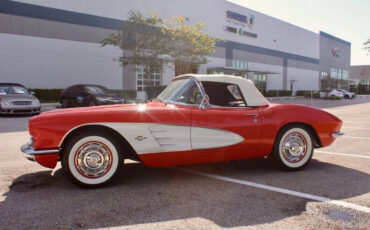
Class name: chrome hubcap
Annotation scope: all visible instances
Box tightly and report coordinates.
[75,142,112,178]
[282,133,307,162]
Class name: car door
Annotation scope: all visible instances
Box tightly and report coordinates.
[191,81,262,154]
[191,106,261,151]
[70,85,86,106]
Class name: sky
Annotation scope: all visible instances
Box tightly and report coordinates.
[228,0,370,65]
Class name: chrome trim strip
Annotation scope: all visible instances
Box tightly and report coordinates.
[21,143,59,155]
[331,131,344,137]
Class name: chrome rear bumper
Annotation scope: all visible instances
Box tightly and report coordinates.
[331,131,344,137]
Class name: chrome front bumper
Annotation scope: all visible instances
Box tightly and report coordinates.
[21,142,59,161]
[331,131,344,137]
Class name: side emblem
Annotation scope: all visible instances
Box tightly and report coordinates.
[135,136,147,141]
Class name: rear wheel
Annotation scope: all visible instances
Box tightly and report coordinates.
[88,100,96,106]
[273,125,314,170]
[62,131,123,188]
[344,95,349,99]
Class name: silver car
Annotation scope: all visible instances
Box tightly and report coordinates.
[0,83,41,115]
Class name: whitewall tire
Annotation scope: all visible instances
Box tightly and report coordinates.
[62,132,122,188]
[273,126,314,170]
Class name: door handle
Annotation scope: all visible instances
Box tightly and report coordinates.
[244,113,258,118]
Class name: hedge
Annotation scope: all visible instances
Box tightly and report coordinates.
[145,85,167,100]
[265,90,292,97]
[296,90,313,96]
[29,89,62,103]
[108,90,137,99]
[303,92,320,98]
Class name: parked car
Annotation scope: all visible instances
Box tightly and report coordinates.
[319,89,344,98]
[336,89,356,99]
[21,75,343,188]
[0,83,40,115]
[60,84,125,108]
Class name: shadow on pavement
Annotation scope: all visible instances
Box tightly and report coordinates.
[0,158,369,229]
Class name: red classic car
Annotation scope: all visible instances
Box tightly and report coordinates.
[21,74,343,188]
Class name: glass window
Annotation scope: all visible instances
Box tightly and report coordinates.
[232,60,248,70]
[157,78,202,105]
[0,85,29,95]
[321,72,328,79]
[136,65,162,91]
[202,81,246,107]
[84,86,106,94]
[254,73,267,93]
[342,70,349,79]
[331,68,338,79]
[338,68,342,79]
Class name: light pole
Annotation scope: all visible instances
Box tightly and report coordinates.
[290,79,298,96]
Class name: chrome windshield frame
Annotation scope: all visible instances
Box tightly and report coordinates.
[159,76,207,107]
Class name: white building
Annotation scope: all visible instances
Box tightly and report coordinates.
[0,0,351,98]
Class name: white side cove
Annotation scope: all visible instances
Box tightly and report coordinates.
[85,123,245,154]
[191,127,244,150]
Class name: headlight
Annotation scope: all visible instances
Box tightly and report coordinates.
[96,97,108,102]
[0,101,12,107]
[32,100,40,106]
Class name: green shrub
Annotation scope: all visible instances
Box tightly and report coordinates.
[327,95,341,100]
[303,92,320,98]
[145,85,167,100]
[266,90,292,97]
[108,90,137,99]
[29,89,62,103]
[296,90,312,96]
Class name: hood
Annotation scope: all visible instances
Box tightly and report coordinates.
[0,94,37,101]
[41,103,140,116]
[29,101,176,133]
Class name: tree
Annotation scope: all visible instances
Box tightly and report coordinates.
[365,39,370,54]
[101,11,220,77]
[161,15,221,75]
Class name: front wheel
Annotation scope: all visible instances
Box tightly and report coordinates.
[62,132,123,188]
[88,100,96,106]
[273,126,314,170]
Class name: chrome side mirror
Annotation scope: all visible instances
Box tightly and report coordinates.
[30,91,35,95]
[199,94,210,110]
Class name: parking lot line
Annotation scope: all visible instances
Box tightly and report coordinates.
[176,168,370,213]
[351,114,370,117]
[315,150,370,159]
[341,136,370,140]
[344,121,370,124]
[342,126,370,130]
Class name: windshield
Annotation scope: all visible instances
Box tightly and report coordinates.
[157,78,202,105]
[0,85,29,95]
[84,86,106,95]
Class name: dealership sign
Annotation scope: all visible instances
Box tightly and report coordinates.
[225,10,257,38]
[332,48,342,59]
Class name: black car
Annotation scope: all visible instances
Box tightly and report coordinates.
[60,84,125,108]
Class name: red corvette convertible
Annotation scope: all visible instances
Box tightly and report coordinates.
[21,74,343,188]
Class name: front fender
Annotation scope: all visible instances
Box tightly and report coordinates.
[260,104,342,156]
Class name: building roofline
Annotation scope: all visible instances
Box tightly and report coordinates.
[320,31,351,46]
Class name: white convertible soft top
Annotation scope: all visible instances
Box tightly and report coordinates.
[175,74,269,107]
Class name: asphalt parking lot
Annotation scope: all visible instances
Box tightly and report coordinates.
[0,98,369,229]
